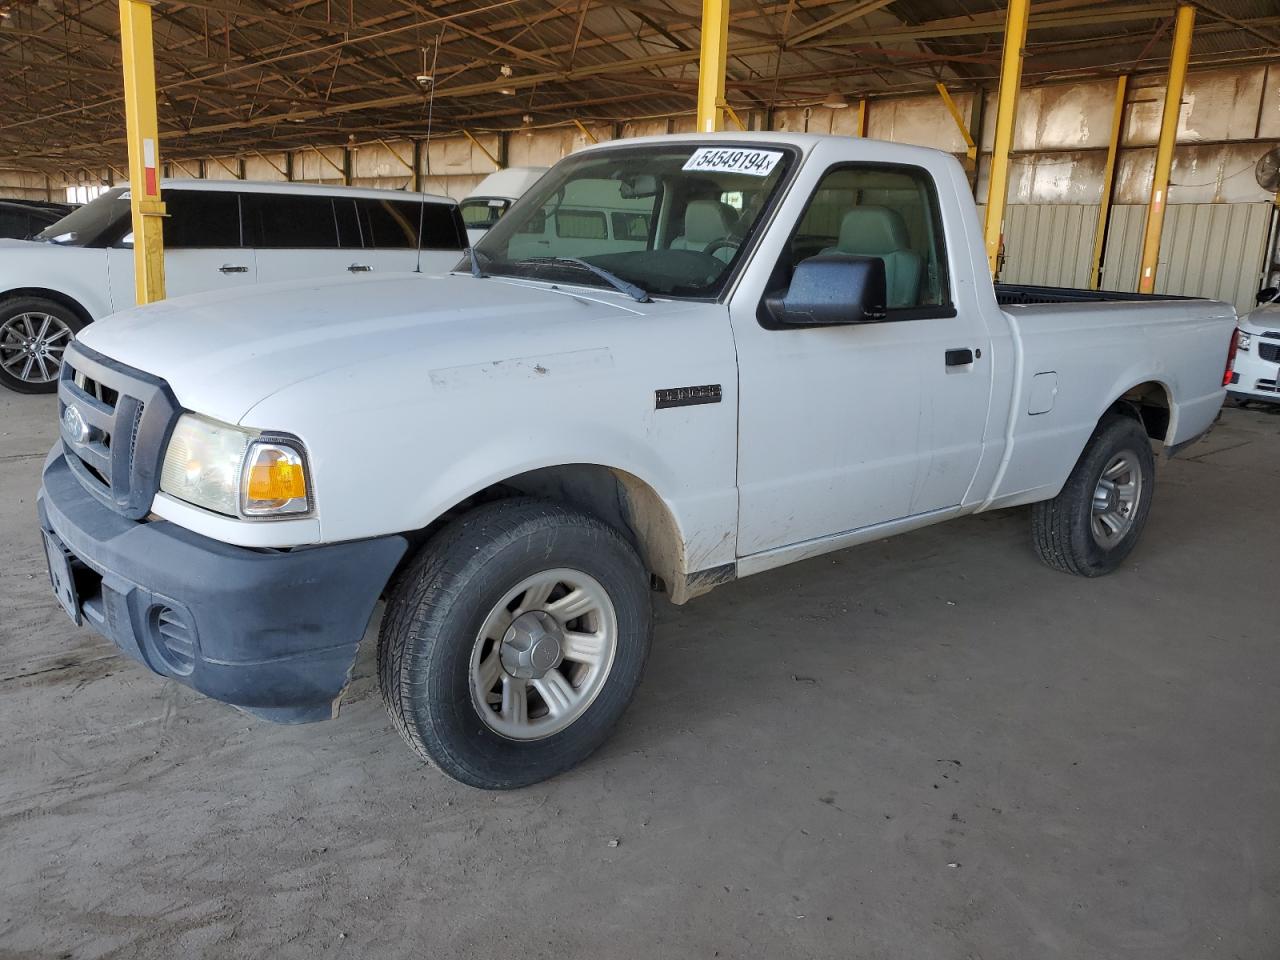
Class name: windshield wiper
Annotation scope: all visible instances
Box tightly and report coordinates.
[522,256,650,303]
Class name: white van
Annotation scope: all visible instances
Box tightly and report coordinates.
[459,167,548,245]
[0,180,465,392]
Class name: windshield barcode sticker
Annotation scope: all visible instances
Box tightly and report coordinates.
[682,147,782,177]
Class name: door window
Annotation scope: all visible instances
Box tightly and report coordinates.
[334,199,362,249]
[162,190,242,248]
[242,194,340,248]
[357,198,463,250]
[787,165,950,312]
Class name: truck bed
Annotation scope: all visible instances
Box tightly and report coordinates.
[995,283,1192,306]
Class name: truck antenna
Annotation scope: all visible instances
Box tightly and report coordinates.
[415,34,442,274]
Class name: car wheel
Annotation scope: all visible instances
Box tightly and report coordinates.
[0,297,84,394]
[378,498,653,789]
[1031,413,1156,577]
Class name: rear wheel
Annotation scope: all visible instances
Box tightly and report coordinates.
[0,297,84,394]
[1031,413,1155,577]
[378,499,652,789]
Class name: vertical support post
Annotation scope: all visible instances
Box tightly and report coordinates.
[1090,74,1128,290]
[936,82,977,164]
[1138,5,1194,294]
[342,146,353,186]
[853,98,867,137]
[119,0,166,304]
[967,88,987,196]
[412,140,423,193]
[285,151,294,182]
[982,0,1030,277]
[695,0,729,132]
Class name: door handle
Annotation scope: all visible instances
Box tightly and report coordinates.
[219,264,249,274]
[348,263,373,273]
[945,348,974,367]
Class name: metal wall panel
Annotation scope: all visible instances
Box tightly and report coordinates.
[999,204,1099,288]
[1102,202,1273,311]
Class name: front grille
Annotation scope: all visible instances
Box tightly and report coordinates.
[1258,342,1280,364]
[59,342,180,520]
[1254,379,1279,394]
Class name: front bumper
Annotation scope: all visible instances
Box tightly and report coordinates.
[38,449,407,723]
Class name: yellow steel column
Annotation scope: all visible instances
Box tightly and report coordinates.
[936,82,977,164]
[1138,4,1195,294]
[695,0,729,132]
[119,0,166,304]
[982,0,1030,276]
[854,98,867,137]
[1089,74,1128,289]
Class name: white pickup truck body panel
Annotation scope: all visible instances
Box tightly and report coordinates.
[73,132,1236,594]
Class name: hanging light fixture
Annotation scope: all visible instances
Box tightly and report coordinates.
[822,91,850,109]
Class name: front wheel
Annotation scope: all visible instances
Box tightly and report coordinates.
[0,297,84,394]
[1031,413,1156,577]
[377,499,653,789]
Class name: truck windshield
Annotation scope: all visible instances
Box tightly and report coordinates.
[469,143,795,299]
[34,187,132,247]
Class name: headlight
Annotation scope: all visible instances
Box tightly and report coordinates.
[160,414,311,519]
[1237,331,1252,351]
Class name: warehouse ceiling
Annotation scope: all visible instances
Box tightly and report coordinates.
[0,0,1277,170]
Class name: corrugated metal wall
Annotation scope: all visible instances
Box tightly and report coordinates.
[1000,204,1100,288]
[22,62,1280,305]
[1102,202,1273,311]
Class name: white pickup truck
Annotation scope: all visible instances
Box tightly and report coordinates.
[37,133,1238,789]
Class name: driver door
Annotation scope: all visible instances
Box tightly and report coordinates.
[731,162,993,557]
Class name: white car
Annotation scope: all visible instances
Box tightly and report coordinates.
[37,133,1237,788]
[459,166,548,246]
[0,180,465,393]
[1227,301,1280,405]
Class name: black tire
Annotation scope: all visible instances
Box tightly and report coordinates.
[378,498,653,789]
[0,297,85,394]
[1031,413,1156,577]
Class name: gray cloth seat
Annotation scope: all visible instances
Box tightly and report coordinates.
[671,200,738,262]
[821,206,923,308]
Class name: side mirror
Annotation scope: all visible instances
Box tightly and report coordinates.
[764,254,888,327]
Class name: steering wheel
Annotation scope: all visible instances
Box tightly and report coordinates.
[703,238,740,260]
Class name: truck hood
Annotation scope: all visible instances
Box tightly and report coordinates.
[76,272,667,424]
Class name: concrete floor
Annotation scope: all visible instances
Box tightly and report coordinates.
[1,390,1278,960]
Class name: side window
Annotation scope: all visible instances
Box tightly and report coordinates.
[414,201,466,250]
[162,190,241,248]
[611,211,651,242]
[243,194,339,248]
[357,199,412,249]
[0,210,24,239]
[790,165,949,311]
[355,199,465,250]
[555,209,607,240]
[334,199,362,249]
[517,208,548,235]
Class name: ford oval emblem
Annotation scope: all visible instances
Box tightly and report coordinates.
[62,404,90,444]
